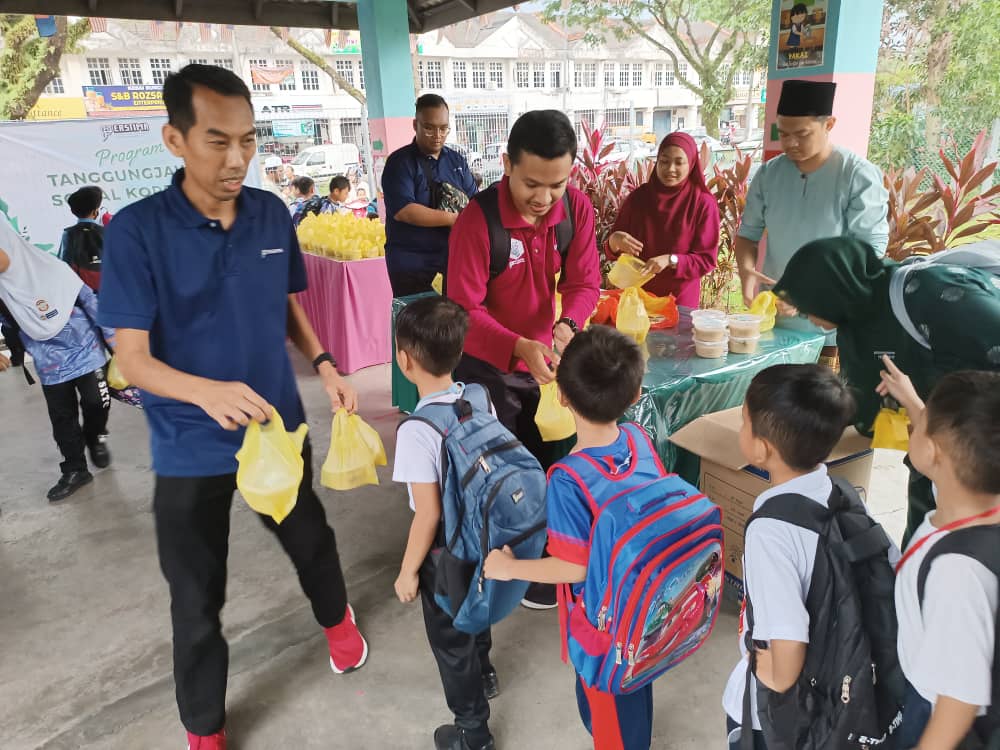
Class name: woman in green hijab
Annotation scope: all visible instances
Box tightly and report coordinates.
[773,237,1000,543]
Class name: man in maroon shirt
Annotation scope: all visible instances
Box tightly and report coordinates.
[447,110,601,610]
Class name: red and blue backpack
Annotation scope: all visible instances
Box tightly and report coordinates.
[554,422,724,694]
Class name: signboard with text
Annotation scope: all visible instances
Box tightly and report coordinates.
[83,85,166,117]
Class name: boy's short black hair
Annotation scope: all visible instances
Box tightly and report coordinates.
[292,176,314,195]
[791,3,808,15]
[395,297,468,377]
[557,327,644,424]
[745,364,855,472]
[925,371,1000,494]
[416,93,448,114]
[67,186,103,218]
[328,175,350,193]
[163,64,253,134]
[507,110,577,165]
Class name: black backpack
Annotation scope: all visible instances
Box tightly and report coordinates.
[470,185,575,280]
[917,525,1000,750]
[742,478,905,750]
[61,223,103,290]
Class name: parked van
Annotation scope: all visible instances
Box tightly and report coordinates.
[290,144,361,180]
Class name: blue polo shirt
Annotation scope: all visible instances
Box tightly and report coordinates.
[98,169,308,477]
[381,141,477,277]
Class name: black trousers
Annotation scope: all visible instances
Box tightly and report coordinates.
[153,441,348,736]
[419,553,492,733]
[41,368,110,474]
[389,269,438,298]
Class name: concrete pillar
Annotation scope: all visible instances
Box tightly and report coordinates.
[762,0,884,161]
[357,0,416,197]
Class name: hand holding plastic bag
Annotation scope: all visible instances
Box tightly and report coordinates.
[748,291,778,332]
[871,408,910,451]
[235,409,309,523]
[616,286,651,343]
[534,381,576,442]
[321,409,382,490]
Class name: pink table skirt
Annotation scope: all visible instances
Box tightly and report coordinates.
[298,254,393,374]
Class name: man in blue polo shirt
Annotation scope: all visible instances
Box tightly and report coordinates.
[382,94,478,297]
[98,65,368,750]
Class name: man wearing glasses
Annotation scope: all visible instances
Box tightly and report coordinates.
[382,94,478,297]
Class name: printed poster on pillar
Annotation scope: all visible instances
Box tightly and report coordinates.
[0,116,258,253]
[777,0,827,70]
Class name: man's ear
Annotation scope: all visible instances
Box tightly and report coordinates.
[162,123,185,159]
[502,152,512,177]
[412,117,418,135]
[824,116,837,133]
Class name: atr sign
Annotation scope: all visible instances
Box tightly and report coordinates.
[83,85,167,117]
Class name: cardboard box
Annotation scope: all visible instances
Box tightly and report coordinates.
[669,407,874,595]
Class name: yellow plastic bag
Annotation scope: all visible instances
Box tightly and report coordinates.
[748,291,778,332]
[321,409,379,490]
[431,273,443,295]
[616,287,651,344]
[355,415,387,466]
[534,381,576,442]
[106,356,129,390]
[608,255,655,290]
[235,409,309,524]
[872,408,910,451]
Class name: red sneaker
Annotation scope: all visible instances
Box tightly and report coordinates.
[325,604,368,674]
[187,729,226,750]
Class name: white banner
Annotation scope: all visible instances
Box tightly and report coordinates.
[0,116,260,252]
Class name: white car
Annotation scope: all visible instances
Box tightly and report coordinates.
[289,144,361,180]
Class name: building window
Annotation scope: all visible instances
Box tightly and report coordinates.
[604,63,615,88]
[86,57,112,86]
[619,64,630,88]
[425,60,444,89]
[358,61,365,90]
[214,58,234,71]
[471,62,486,89]
[335,59,355,88]
[45,77,65,94]
[453,61,468,89]
[488,61,504,89]
[574,109,598,137]
[634,110,644,127]
[532,63,545,88]
[302,64,320,91]
[250,58,269,92]
[736,69,754,87]
[574,62,596,88]
[631,63,643,88]
[119,58,144,85]
[676,61,688,80]
[188,58,208,66]
[340,117,365,148]
[276,59,295,91]
[549,62,563,89]
[150,58,172,86]
[515,62,529,89]
[606,108,629,128]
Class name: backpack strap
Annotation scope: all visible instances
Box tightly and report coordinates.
[554,191,575,260]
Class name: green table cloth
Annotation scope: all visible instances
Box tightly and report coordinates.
[391,293,437,414]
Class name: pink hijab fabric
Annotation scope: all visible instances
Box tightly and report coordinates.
[611,132,720,307]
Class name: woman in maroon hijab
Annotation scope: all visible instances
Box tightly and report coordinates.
[607,132,720,308]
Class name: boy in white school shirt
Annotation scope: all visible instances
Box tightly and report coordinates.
[722,364,899,749]
[391,296,499,750]
[878,359,1000,750]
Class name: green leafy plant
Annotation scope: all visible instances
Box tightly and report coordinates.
[699,143,753,311]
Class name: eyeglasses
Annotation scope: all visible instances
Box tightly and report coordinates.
[418,123,450,137]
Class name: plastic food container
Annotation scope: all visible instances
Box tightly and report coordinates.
[727,313,763,339]
[694,337,728,358]
[691,309,727,325]
[729,335,761,355]
[608,254,655,290]
[692,317,728,342]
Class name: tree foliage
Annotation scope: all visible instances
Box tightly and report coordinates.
[270,27,366,105]
[543,0,769,139]
[0,15,89,121]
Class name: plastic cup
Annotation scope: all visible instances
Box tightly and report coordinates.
[695,337,728,358]
[728,335,761,354]
[608,254,655,290]
[692,317,728,343]
[727,313,763,339]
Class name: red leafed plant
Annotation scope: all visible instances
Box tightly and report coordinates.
[886,130,1000,260]
[700,142,754,310]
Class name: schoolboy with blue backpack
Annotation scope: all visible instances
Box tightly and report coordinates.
[484,326,724,750]
[392,297,548,750]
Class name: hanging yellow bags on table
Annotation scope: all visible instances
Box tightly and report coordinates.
[321,409,386,491]
[871,408,911,451]
[748,291,777,332]
[616,286,651,344]
[106,356,129,390]
[235,410,309,524]
[535,381,576,442]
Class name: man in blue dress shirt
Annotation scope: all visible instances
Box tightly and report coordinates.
[99,65,368,750]
[381,94,478,297]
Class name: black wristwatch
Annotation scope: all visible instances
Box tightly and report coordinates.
[555,317,579,333]
[312,352,337,373]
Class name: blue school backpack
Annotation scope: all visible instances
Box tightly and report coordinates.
[403,383,548,634]
[556,423,724,695]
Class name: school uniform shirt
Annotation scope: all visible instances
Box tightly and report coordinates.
[392,384,496,511]
[447,177,601,375]
[895,512,999,711]
[98,169,308,477]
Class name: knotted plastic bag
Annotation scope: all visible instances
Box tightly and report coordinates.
[431,273,444,295]
[616,286,651,344]
[106,356,129,390]
[638,289,679,329]
[872,408,910,451]
[235,409,309,524]
[321,409,380,490]
[749,291,778,332]
[355,414,387,467]
[534,381,576,442]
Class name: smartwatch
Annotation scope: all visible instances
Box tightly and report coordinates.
[312,352,337,373]
[555,317,579,333]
